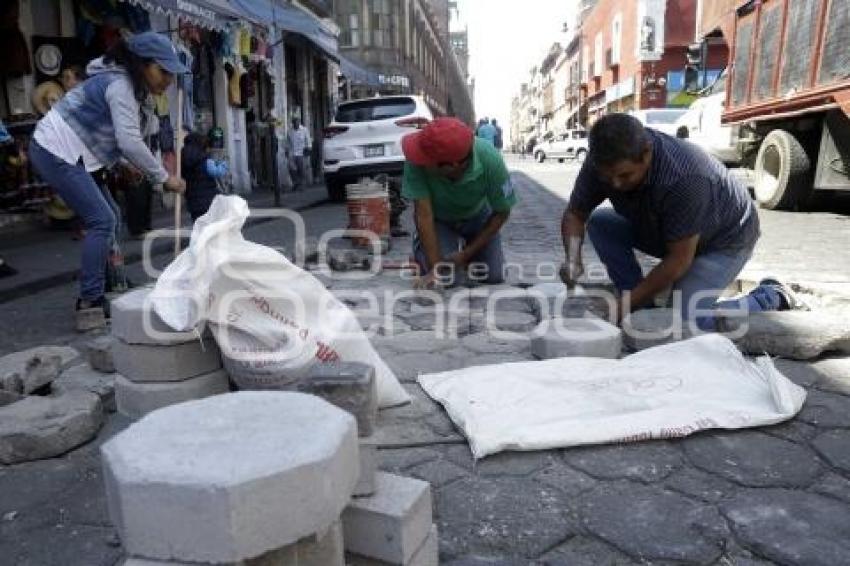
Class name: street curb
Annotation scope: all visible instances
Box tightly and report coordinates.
[0,197,329,304]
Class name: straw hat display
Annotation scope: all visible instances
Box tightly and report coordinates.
[32,81,65,115]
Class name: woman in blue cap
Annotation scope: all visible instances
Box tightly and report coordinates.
[29,32,188,330]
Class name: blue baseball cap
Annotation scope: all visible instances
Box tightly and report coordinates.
[127,32,188,75]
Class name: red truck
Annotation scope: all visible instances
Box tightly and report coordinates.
[707,0,850,210]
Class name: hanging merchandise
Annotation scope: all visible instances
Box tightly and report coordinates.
[239,28,251,56]
[225,62,245,107]
[0,1,32,77]
[177,44,195,132]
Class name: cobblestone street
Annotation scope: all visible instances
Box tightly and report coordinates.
[2,159,850,565]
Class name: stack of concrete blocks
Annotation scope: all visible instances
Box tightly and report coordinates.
[110,288,228,419]
[102,391,359,565]
[298,362,438,565]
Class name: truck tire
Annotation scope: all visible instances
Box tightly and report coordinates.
[535,151,546,163]
[326,177,347,202]
[754,129,812,210]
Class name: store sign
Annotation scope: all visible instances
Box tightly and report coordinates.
[636,0,666,62]
[378,74,411,89]
[175,0,216,23]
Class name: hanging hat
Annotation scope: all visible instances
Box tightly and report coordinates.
[207,126,225,149]
[34,44,62,76]
[32,81,65,115]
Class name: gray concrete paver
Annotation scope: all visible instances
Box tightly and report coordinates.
[561,441,683,484]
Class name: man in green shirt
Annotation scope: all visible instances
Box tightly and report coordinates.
[401,117,518,288]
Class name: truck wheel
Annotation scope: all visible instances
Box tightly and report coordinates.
[754,129,812,210]
[326,177,347,202]
[535,151,546,163]
[575,149,587,163]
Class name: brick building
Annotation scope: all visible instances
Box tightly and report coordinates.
[577,0,728,123]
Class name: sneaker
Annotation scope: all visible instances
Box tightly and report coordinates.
[76,296,111,319]
[758,277,809,311]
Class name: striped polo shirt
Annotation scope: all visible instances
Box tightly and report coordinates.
[568,128,760,256]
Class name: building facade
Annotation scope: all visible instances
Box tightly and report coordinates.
[332,0,474,124]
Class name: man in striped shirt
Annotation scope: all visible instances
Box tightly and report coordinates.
[561,113,796,328]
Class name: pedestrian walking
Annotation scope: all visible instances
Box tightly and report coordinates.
[401,117,518,288]
[560,113,799,329]
[492,119,504,150]
[28,32,187,331]
[476,118,497,146]
[287,117,311,191]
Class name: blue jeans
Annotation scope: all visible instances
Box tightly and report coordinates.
[586,207,779,329]
[413,207,505,286]
[29,140,117,301]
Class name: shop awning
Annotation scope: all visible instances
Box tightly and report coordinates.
[229,0,339,61]
[121,0,246,31]
[339,55,381,87]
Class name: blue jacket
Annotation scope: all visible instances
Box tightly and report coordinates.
[53,58,168,183]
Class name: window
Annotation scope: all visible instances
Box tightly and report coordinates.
[338,0,362,47]
[369,0,395,48]
[335,97,416,123]
[611,13,622,64]
[594,33,603,77]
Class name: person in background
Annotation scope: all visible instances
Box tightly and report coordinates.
[492,119,504,151]
[476,118,497,147]
[28,32,187,331]
[287,117,310,191]
[182,127,228,221]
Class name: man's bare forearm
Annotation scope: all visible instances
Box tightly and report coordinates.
[561,209,587,252]
[414,201,442,270]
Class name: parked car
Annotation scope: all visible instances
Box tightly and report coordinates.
[532,129,588,163]
[674,72,740,165]
[322,95,434,201]
[629,108,689,137]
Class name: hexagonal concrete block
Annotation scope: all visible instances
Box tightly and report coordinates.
[111,288,202,346]
[87,336,116,373]
[102,392,359,563]
[115,370,230,420]
[531,317,623,359]
[300,362,378,437]
[622,308,692,351]
[342,472,432,564]
[346,524,438,566]
[354,436,379,497]
[112,339,222,383]
[719,311,850,360]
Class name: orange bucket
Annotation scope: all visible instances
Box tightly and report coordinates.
[347,195,390,248]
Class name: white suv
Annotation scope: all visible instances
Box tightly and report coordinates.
[322,95,434,201]
[532,130,588,163]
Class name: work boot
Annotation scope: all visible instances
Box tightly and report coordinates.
[758,277,809,311]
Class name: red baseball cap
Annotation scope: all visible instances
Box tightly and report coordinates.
[401,117,474,167]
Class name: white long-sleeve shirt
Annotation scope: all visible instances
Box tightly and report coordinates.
[287,126,311,156]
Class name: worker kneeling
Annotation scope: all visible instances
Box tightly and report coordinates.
[561,113,799,329]
[401,118,517,289]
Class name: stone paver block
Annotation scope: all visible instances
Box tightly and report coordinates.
[722,489,850,566]
[112,338,222,382]
[87,336,116,373]
[0,390,103,464]
[370,331,459,354]
[355,436,379,497]
[562,442,682,483]
[0,345,77,394]
[460,332,530,355]
[0,390,23,407]
[797,389,850,428]
[526,282,590,319]
[541,536,637,566]
[346,524,438,566]
[531,317,622,359]
[621,308,692,351]
[342,472,432,564]
[122,520,344,565]
[408,458,468,488]
[484,311,539,334]
[111,288,202,346]
[721,311,850,360]
[577,482,728,564]
[102,392,359,563]
[810,356,850,395]
[300,362,377,436]
[663,467,738,503]
[115,370,230,420]
[682,431,822,488]
[436,476,578,559]
[329,250,371,272]
[53,363,117,412]
[812,429,850,473]
[533,465,597,498]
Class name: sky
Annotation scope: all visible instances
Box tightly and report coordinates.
[459,0,579,131]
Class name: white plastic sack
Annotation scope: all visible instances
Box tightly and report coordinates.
[150,195,409,407]
[418,334,806,458]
